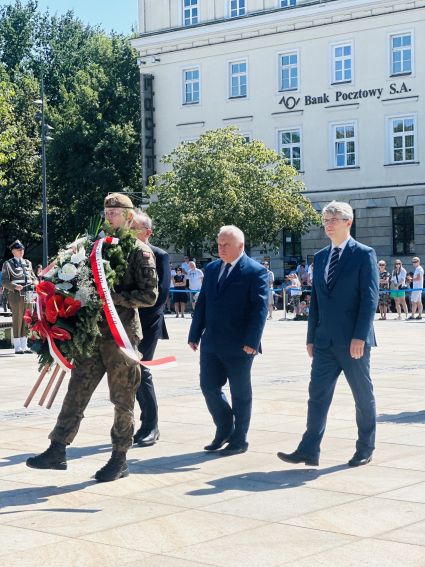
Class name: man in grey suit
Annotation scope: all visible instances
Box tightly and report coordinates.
[278,201,379,467]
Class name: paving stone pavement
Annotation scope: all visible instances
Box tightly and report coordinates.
[0,313,424,567]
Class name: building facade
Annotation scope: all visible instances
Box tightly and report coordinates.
[133,0,425,275]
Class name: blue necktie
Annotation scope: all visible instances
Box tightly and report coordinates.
[217,263,231,293]
[327,247,341,287]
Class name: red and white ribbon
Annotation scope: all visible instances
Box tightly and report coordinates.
[90,237,176,369]
[35,297,74,372]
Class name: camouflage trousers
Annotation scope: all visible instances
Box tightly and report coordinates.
[49,336,141,452]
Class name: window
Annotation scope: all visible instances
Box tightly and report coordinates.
[392,207,415,255]
[279,51,298,91]
[332,123,357,168]
[389,116,416,163]
[278,129,301,171]
[390,33,412,75]
[229,61,247,98]
[229,0,246,18]
[183,68,200,105]
[280,0,296,6]
[332,43,352,84]
[183,0,198,26]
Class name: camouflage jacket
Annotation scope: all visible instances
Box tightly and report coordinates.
[106,240,158,342]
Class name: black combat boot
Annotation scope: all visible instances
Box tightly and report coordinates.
[26,441,67,470]
[94,450,129,482]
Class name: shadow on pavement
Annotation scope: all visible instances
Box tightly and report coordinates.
[377,411,425,424]
[186,464,347,496]
[0,444,113,468]
[0,480,97,512]
[128,450,220,473]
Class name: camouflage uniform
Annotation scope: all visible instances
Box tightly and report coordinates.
[49,238,158,452]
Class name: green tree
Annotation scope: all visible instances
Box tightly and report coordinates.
[148,127,320,256]
[0,66,16,188]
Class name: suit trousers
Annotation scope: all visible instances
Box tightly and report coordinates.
[298,344,376,458]
[135,312,161,430]
[200,349,254,445]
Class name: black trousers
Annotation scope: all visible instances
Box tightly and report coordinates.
[135,311,164,430]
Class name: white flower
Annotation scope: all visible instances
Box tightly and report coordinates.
[55,282,73,291]
[71,248,86,265]
[58,263,78,281]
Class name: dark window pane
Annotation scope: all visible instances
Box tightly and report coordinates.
[392,207,415,255]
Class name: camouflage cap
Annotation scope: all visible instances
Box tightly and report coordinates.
[104,193,134,209]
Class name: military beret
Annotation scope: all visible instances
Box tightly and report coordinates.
[104,193,134,209]
[10,239,25,250]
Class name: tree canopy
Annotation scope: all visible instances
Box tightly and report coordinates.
[0,0,141,259]
[0,66,16,187]
[148,127,320,256]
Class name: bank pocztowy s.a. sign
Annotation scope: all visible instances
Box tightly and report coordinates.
[279,81,413,110]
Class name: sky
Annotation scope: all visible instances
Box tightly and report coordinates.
[1,0,139,35]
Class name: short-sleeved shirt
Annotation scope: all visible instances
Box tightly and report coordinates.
[186,268,204,291]
[413,265,424,289]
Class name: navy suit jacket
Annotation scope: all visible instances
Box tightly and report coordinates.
[188,253,268,354]
[307,238,379,348]
[139,244,170,340]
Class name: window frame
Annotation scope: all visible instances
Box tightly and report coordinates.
[329,121,358,169]
[280,0,296,7]
[277,127,303,172]
[389,30,414,77]
[386,114,417,165]
[182,66,201,106]
[228,59,249,99]
[228,0,247,18]
[277,48,300,93]
[182,0,199,27]
[330,40,354,85]
[392,206,415,256]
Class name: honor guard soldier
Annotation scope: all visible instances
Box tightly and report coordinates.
[1,240,37,354]
[26,193,159,482]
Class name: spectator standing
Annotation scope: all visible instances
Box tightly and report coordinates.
[378,260,391,320]
[181,256,191,275]
[288,273,302,319]
[165,263,176,313]
[172,267,188,317]
[409,257,424,320]
[307,262,314,286]
[263,262,275,320]
[186,260,204,312]
[391,259,408,320]
[1,240,37,354]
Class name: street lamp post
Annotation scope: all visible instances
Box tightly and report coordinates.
[34,76,53,267]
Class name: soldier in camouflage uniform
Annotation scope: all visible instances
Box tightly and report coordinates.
[26,193,158,482]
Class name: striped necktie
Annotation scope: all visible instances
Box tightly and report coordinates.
[217,263,231,293]
[327,247,341,287]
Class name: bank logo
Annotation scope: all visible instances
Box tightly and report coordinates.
[278,95,301,110]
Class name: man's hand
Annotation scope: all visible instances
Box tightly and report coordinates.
[188,342,198,352]
[350,339,365,359]
[243,345,256,355]
[14,284,23,291]
[306,343,314,358]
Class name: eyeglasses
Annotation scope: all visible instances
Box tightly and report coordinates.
[378,264,385,266]
[412,260,419,263]
[395,263,401,265]
[322,217,348,226]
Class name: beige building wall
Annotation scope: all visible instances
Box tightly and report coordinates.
[133,0,425,275]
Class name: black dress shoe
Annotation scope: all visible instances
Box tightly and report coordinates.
[137,427,160,447]
[348,453,372,467]
[219,442,248,456]
[277,450,319,467]
[204,435,231,452]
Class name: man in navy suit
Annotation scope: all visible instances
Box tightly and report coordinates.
[132,212,170,447]
[188,225,268,455]
[278,201,379,467]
